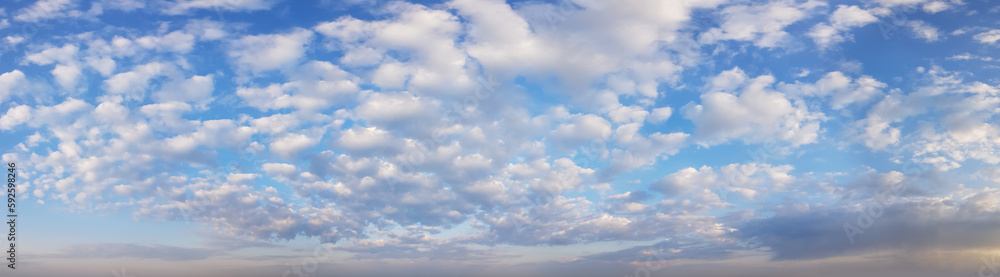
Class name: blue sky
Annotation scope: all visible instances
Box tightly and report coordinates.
[2,0,1000,276]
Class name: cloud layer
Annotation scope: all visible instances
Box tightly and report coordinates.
[1,0,998,276]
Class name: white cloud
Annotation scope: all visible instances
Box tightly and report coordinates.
[550,114,612,147]
[700,1,823,48]
[227,173,259,184]
[806,23,842,48]
[14,0,82,22]
[370,62,411,90]
[162,0,277,15]
[135,31,197,53]
[647,107,673,124]
[652,163,794,202]
[905,20,941,42]
[105,62,168,96]
[946,53,994,62]
[605,124,689,176]
[228,28,314,72]
[453,154,493,169]
[921,1,952,13]
[606,105,648,124]
[338,46,383,67]
[233,62,359,112]
[25,44,79,65]
[184,19,228,40]
[251,113,300,134]
[807,5,878,49]
[3,36,24,45]
[84,56,116,76]
[261,163,297,180]
[292,60,361,101]
[270,133,320,160]
[337,126,392,152]
[354,92,432,124]
[234,83,296,111]
[140,101,195,132]
[0,105,32,130]
[0,70,28,103]
[973,29,1000,45]
[852,103,908,150]
[23,44,87,90]
[30,97,91,127]
[314,16,379,43]
[154,75,215,108]
[783,71,888,109]
[52,64,82,89]
[652,166,716,197]
[830,5,879,28]
[683,68,824,147]
[832,75,886,109]
[848,66,996,155]
[870,0,943,9]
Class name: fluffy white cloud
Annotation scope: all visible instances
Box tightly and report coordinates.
[807,5,878,48]
[250,113,300,135]
[825,73,887,109]
[651,163,794,200]
[14,0,82,22]
[700,0,824,48]
[52,64,82,89]
[683,67,824,147]
[550,114,612,147]
[829,5,879,28]
[652,166,716,197]
[973,29,1000,45]
[450,0,727,108]
[228,28,314,72]
[23,44,86,90]
[0,70,28,103]
[261,163,297,180]
[354,92,433,124]
[605,124,688,176]
[232,61,359,112]
[846,65,1000,169]
[337,126,393,152]
[0,105,31,130]
[779,71,888,109]
[647,107,673,124]
[921,1,953,13]
[25,44,79,65]
[606,105,648,124]
[30,97,91,127]
[270,133,320,160]
[154,75,214,108]
[105,62,168,97]
[850,94,913,150]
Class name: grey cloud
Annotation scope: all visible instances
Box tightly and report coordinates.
[52,243,216,261]
[735,194,1000,260]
